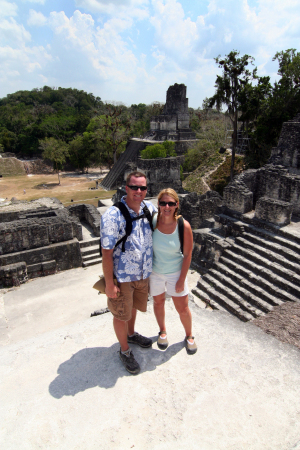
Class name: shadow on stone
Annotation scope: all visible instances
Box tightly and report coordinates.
[49,340,184,398]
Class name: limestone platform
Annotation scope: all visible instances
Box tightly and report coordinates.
[1,265,300,450]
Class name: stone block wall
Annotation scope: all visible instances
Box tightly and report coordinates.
[255,197,292,226]
[0,216,81,255]
[0,199,86,286]
[179,191,223,230]
[136,156,185,197]
[0,238,82,273]
[0,261,28,287]
[223,181,253,214]
[67,204,100,237]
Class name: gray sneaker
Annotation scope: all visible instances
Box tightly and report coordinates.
[119,349,140,375]
[127,332,152,348]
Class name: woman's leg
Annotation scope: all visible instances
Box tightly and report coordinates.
[153,293,167,335]
[172,294,194,342]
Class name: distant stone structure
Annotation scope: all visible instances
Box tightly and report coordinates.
[101,83,197,192]
[147,83,196,141]
[0,198,101,287]
[269,113,300,174]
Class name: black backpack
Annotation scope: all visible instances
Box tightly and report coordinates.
[99,201,154,255]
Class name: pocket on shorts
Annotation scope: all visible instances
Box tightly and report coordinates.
[108,297,125,317]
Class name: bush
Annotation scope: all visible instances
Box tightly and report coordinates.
[140,141,176,159]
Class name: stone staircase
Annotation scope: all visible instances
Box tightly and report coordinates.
[192,214,300,322]
[79,237,101,267]
[100,139,147,190]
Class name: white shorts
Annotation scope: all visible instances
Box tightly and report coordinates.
[149,270,189,297]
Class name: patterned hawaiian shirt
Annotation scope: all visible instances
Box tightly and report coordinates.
[100,196,157,282]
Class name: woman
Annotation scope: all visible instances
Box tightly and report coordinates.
[149,188,197,354]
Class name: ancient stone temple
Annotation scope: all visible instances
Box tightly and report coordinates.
[147,83,196,141]
[269,113,300,174]
[185,113,300,322]
[222,114,300,223]
[0,198,101,287]
[100,83,197,192]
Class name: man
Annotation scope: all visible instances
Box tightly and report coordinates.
[100,171,157,375]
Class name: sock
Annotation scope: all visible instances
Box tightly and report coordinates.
[128,332,136,338]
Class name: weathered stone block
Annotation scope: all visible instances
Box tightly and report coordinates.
[0,261,28,287]
[255,197,292,226]
[223,182,253,213]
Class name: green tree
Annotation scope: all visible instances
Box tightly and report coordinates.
[68,135,91,172]
[208,50,257,180]
[87,106,131,164]
[39,137,69,184]
[140,141,176,159]
[245,49,300,167]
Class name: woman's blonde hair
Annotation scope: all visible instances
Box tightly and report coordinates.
[156,188,181,228]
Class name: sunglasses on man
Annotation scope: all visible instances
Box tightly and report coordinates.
[127,185,147,191]
[159,201,177,207]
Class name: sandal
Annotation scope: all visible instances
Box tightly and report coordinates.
[185,336,197,355]
[157,331,168,350]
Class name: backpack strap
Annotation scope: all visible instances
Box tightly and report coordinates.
[178,216,184,254]
[100,201,155,255]
[114,201,132,252]
[142,204,154,231]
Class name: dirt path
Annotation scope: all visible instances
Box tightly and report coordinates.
[201,151,229,192]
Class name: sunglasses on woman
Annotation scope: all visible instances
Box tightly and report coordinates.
[127,185,147,191]
[159,201,177,207]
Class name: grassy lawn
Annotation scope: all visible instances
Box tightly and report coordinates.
[0,172,116,207]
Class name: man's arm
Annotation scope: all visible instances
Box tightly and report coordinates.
[102,249,120,298]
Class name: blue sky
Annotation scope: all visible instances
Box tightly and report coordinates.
[0,0,299,107]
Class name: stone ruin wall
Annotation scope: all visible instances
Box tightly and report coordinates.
[0,200,101,287]
[224,164,300,220]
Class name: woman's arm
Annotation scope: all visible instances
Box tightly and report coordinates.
[175,219,193,293]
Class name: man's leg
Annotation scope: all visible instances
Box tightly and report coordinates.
[113,316,129,352]
[127,308,137,337]
[127,280,152,348]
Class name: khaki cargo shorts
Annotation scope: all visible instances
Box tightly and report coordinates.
[107,278,149,322]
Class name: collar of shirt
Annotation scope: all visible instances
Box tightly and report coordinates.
[121,196,144,217]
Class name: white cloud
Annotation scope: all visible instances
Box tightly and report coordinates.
[22,0,46,4]
[0,0,18,17]
[150,0,198,59]
[0,18,31,45]
[27,9,47,27]
[75,0,149,19]
[0,44,52,95]
[47,10,140,86]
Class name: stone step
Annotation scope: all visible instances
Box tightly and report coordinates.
[230,243,300,290]
[80,238,100,249]
[192,286,228,312]
[235,236,300,276]
[216,213,300,248]
[195,278,255,322]
[245,221,300,248]
[82,257,102,267]
[215,261,284,308]
[207,268,274,314]
[220,252,299,303]
[202,272,265,318]
[242,231,300,264]
[82,253,102,263]
[80,244,100,258]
